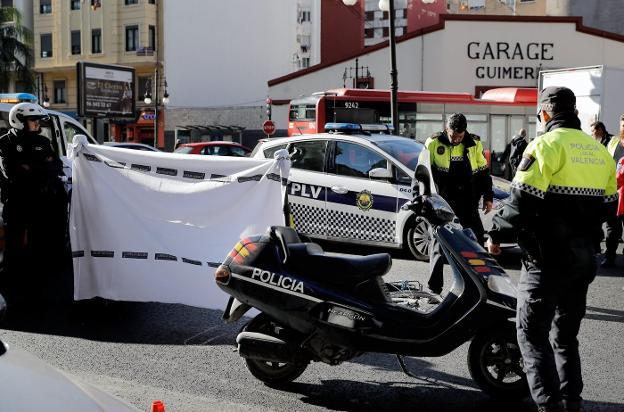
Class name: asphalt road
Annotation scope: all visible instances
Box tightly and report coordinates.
[1,243,623,412]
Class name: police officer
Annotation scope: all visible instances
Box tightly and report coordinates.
[487,87,617,412]
[0,102,68,303]
[602,115,624,266]
[423,113,493,294]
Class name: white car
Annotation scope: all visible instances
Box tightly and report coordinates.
[251,124,510,260]
[0,295,139,411]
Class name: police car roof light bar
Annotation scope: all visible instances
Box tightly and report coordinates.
[324,122,394,135]
[324,123,363,133]
[0,93,39,104]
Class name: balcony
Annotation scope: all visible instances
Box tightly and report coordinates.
[136,47,155,56]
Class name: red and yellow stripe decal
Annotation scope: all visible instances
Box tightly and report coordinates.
[462,251,491,273]
[229,237,258,264]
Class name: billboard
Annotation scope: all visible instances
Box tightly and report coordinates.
[77,62,135,117]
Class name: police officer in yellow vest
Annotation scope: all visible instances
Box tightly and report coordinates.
[423,113,493,294]
[487,87,617,412]
[602,116,624,266]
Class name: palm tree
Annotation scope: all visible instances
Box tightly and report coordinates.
[0,6,34,93]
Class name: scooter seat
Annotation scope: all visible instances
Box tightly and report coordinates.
[270,226,392,286]
[287,243,392,286]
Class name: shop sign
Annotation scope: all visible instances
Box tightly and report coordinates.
[467,41,554,80]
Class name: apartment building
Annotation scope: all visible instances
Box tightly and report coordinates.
[33,0,161,144]
[1,0,34,93]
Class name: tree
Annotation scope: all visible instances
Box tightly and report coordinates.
[0,6,34,93]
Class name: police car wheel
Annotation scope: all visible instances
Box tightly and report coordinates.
[406,217,431,261]
[468,322,528,399]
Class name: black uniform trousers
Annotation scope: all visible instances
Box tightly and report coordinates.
[428,198,484,293]
[516,253,595,407]
[604,214,624,261]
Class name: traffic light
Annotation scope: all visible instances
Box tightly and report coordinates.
[265,97,272,120]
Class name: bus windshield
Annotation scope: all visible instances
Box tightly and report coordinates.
[373,138,423,171]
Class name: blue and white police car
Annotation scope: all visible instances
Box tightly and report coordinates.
[251,123,510,261]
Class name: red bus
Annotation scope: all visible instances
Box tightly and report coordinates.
[287,87,537,177]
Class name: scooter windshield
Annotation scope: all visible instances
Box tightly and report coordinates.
[423,194,456,225]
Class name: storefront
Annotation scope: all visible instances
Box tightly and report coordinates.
[110,109,166,148]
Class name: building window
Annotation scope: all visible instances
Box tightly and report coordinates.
[91,0,101,9]
[125,25,139,51]
[1,0,14,7]
[40,0,52,14]
[71,30,81,55]
[54,80,66,104]
[149,25,156,51]
[301,57,310,68]
[124,0,138,5]
[364,28,374,38]
[40,33,52,58]
[148,0,156,3]
[138,76,151,102]
[70,0,80,10]
[91,29,102,54]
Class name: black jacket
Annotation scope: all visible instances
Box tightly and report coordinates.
[0,128,65,208]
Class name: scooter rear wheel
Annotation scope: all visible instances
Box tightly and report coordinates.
[468,322,528,399]
[242,313,308,386]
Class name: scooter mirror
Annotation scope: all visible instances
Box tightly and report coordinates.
[0,293,6,321]
[412,149,437,198]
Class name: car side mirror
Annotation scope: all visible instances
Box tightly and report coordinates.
[369,167,393,179]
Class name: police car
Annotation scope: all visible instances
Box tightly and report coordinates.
[251,123,510,261]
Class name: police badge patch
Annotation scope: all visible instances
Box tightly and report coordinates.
[356,190,373,211]
[518,155,535,171]
[437,146,445,155]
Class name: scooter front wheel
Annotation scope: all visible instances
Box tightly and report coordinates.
[468,322,528,399]
[242,313,308,386]
[244,358,308,386]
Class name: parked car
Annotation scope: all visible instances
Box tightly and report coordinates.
[251,124,510,261]
[0,294,139,411]
[174,141,251,157]
[104,142,161,151]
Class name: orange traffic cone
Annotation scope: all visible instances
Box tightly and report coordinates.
[151,400,165,412]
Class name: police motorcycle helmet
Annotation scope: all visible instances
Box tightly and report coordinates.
[9,102,50,130]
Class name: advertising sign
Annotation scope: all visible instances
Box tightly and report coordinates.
[77,62,135,117]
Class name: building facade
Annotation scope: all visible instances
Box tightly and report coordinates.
[1,0,34,93]
[163,0,326,148]
[268,15,624,141]
[33,0,162,145]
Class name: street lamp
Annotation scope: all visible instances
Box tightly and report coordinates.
[143,67,170,149]
[342,0,399,133]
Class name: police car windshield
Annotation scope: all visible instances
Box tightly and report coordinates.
[373,138,424,170]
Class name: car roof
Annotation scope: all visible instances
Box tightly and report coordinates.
[181,141,246,147]
[259,132,410,146]
[104,142,158,149]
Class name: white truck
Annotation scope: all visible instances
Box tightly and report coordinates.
[539,65,624,136]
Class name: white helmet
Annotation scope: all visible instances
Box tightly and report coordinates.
[9,102,50,130]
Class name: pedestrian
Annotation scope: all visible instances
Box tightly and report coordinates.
[602,115,624,266]
[422,113,493,295]
[0,102,68,306]
[590,121,611,147]
[174,138,181,151]
[487,87,617,412]
[499,128,528,179]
